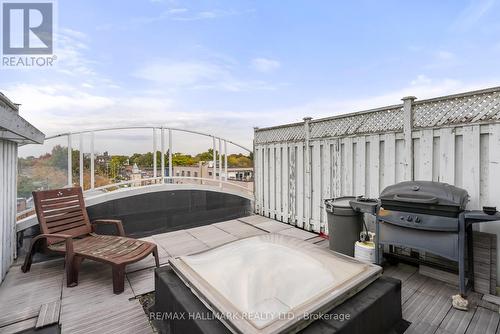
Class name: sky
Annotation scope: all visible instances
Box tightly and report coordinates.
[2,0,500,156]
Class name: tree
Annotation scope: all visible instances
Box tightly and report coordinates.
[172,153,196,166]
[195,149,214,161]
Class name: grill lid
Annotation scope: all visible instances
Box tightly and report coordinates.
[379,181,469,210]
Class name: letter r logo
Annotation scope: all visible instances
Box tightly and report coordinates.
[2,2,53,55]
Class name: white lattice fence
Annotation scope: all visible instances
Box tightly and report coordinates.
[254,86,500,235]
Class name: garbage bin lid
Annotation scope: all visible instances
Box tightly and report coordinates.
[332,197,356,208]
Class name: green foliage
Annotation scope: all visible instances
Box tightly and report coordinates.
[172,153,196,166]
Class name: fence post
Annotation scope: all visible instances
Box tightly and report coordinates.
[303,117,312,230]
[402,96,416,181]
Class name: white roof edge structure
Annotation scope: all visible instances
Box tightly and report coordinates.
[16,183,255,232]
[0,92,45,145]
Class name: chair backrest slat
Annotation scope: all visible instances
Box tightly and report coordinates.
[33,187,91,242]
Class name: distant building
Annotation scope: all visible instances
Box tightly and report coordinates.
[172,162,253,191]
[131,163,142,187]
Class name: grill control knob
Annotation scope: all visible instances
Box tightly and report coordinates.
[415,217,421,223]
[406,216,413,222]
[400,216,405,220]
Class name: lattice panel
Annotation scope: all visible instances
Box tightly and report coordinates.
[255,87,500,144]
[310,106,404,139]
[254,124,305,144]
[413,89,500,128]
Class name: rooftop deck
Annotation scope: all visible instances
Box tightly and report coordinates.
[0,215,498,334]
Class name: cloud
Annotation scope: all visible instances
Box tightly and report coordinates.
[435,50,455,61]
[133,61,224,86]
[251,58,281,73]
[132,8,238,25]
[253,76,499,127]
[6,74,498,158]
[133,59,280,91]
[452,0,496,30]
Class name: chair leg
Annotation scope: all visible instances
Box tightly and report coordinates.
[153,246,160,268]
[112,265,125,294]
[66,253,77,287]
[71,256,84,286]
[21,237,42,273]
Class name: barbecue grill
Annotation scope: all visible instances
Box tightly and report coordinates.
[375,181,472,295]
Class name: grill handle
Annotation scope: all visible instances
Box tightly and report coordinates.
[393,194,438,204]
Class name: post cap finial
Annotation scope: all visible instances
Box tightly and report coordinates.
[303,117,313,121]
[402,96,417,101]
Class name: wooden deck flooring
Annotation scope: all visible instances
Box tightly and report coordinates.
[0,215,498,333]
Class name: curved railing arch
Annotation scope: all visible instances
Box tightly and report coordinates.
[16,125,254,221]
[45,125,252,153]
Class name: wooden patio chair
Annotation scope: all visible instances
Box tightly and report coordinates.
[21,187,160,294]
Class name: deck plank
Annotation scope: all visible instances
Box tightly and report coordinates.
[237,215,274,225]
[403,284,455,334]
[0,259,63,329]
[277,227,317,240]
[467,307,500,334]
[0,317,37,334]
[438,292,482,334]
[125,236,170,273]
[152,231,209,257]
[60,261,152,334]
[36,300,61,328]
[213,220,267,238]
[247,219,291,233]
[127,267,156,297]
[1,216,494,334]
[185,225,238,248]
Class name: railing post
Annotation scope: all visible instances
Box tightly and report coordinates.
[218,138,222,187]
[168,129,173,183]
[161,127,165,183]
[67,134,72,187]
[402,96,416,181]
[224,140,228,181]
[153,128,157,181]
[79,134,83,189]
[303,117,312,230]
[212,137,216,180]
[90,131,95,189]
[253,127,258,214]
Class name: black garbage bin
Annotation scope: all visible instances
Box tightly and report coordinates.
[325,196,363,256]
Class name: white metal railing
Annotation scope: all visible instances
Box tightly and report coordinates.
[17,126,254,219]
[41,126,252,191]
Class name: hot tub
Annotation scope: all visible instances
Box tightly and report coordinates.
[169,234,382,334]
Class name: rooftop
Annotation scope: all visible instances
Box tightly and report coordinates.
[1,215,497,334]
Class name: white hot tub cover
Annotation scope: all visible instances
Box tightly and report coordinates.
[169,234,382,334]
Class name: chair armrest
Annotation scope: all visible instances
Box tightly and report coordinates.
[91,219,125,236]
[33,233,74,254]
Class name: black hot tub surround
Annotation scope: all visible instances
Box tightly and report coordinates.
[153,266,404,334]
